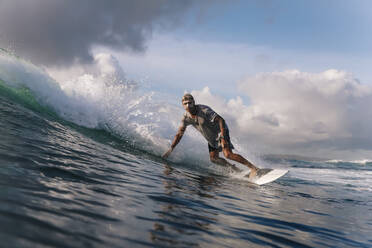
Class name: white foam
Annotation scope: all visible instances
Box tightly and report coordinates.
[351,159,372,165]
[326,159,372,165]
[230,169,251,179]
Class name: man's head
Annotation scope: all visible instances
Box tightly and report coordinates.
[182,93,196,112]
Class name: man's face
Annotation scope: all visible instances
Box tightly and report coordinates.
[182,98,195,112]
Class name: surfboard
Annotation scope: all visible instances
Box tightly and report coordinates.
[246,168,288,185]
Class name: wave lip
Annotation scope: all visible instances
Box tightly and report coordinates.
[326,159,372,165]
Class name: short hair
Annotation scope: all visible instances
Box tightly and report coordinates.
[182,93,194,102]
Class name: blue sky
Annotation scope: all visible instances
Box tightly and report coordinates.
[184,0,371,54]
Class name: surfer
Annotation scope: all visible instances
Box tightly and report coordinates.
[162,93,258,178]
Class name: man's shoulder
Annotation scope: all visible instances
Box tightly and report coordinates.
[196,104,213,111]
[196,104,216,114]
[197,104,219,122]
[197,104,210,108]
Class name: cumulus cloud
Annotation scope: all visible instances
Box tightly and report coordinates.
[190,70,372,158]
[0,0,206,66]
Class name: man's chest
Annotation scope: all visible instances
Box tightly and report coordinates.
[186,114,207,127]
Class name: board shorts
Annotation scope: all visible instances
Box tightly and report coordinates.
[208,128,235,153]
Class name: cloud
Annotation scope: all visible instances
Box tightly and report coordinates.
[0,0,205,66]
[190,70,372,159]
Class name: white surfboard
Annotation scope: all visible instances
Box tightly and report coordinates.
[247,168,288,185]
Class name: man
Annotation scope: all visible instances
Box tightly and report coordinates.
[162,93,258,178]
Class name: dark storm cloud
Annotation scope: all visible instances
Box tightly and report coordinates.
[0,0,202,66]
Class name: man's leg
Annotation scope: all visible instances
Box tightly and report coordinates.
[209,150,241,172]
[222,147,258,177]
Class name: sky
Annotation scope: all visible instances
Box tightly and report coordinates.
[111,0,372,96]
[1,0,372,159]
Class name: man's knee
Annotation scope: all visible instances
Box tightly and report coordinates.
[223,149,234,160]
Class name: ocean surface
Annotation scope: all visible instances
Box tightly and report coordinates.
[1,50,372,248]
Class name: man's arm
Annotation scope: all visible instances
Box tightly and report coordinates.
[162,125,186,159]
[215,115,228,148]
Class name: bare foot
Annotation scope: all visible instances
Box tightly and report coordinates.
[249,168,258,179]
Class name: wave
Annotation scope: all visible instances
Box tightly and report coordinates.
[325,159,372,165]
[288,167,372,192]
[0,50,220,165]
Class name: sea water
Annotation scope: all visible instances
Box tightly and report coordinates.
[1,50,371,248]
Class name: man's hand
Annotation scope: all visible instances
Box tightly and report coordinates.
[162,148,173,159]
[163,126,185,159]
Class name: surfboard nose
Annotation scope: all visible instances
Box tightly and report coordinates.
[246,168,289,185]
